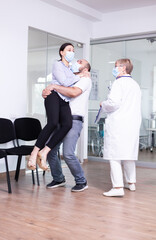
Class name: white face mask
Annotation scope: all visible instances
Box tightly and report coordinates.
[112,67,120,78]
[64,51,75,62]
[71,61,82,73]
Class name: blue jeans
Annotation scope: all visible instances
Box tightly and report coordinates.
[47,120,87,184]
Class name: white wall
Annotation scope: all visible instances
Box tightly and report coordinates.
[0,0,92,118]
[0,0,92,172]
[92,5,156,39]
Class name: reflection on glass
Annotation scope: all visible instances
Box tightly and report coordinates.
[27,27,83,127]
[89,38,156,161]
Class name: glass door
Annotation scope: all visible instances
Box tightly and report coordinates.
[27,27,83,127]
[89,37,156,162]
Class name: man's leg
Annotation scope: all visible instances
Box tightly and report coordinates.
[63,120,88,192]
[46,142,65,188]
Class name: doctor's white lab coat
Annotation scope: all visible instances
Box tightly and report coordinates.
[101,75,141,161]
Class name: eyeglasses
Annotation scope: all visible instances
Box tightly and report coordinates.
[115,64,125,68]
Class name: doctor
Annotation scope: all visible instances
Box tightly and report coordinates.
[101,58,141,197]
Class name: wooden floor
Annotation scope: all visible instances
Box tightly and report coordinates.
[0,160,156,240]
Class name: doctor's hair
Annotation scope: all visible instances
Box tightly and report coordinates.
[116,58,133,74]
[59,42,74,59]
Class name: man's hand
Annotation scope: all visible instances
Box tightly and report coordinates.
[42,88,51,98]
[46,84,55,91]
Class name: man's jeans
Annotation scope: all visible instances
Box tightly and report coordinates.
[47,120,87,184]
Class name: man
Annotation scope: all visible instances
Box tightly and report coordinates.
[42,59,92,192]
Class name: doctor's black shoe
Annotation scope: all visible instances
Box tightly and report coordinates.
[71,182,88,192]
[46,179,66,189]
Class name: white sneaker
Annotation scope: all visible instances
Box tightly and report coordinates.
[103,188,124,197]
[124,183,136,191]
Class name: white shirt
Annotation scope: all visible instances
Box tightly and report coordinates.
[70,77,92,117]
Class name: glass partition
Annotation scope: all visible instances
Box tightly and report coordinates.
[89,37,156,161]
[27,27,83,127]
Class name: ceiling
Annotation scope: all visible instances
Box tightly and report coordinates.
[41,0,156,22]
[77,0,156,13]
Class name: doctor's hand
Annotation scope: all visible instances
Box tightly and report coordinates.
[42,88,51,98]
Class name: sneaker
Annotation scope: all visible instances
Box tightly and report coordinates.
[103,188,124,197]
[71,182,88,192]
[124,183,136,191]
[46,179,66,189]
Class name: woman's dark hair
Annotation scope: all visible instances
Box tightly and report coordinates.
[59,42,74,58]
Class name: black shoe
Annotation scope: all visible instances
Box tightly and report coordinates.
[71,182,88,192]
[46,179,66,189]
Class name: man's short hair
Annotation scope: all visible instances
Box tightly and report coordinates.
[85,62,91,72]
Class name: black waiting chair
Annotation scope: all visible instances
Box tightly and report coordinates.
[0,117,42,186]
[13,117,42,185]
[0,149,12,193]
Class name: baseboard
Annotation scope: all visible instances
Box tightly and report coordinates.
[83,158,88,163]
[0,169,25,179]
[88,156,156,168]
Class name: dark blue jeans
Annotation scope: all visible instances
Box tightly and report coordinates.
[47,120,87,184]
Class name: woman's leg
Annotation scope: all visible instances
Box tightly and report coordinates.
[28,92,60,170]
[110,160,124,188]
[39,100,72,159]
[103,160,124,197]
[123,160,136,191]
[36,92,60,148]
[123,160,136,183]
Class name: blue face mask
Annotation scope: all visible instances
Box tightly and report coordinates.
[65,51,75,62]
[112,67,120,78]
[71,62,81,73]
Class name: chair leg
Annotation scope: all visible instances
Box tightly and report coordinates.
[4,156,12,193]
[36,165,40,186]
[31,170,35,185]
[15,156,22,182]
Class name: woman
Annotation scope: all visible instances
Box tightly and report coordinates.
[101,59,141,197]
[28,43,81,170]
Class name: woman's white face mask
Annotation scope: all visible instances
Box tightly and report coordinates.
[64,51,75,63]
